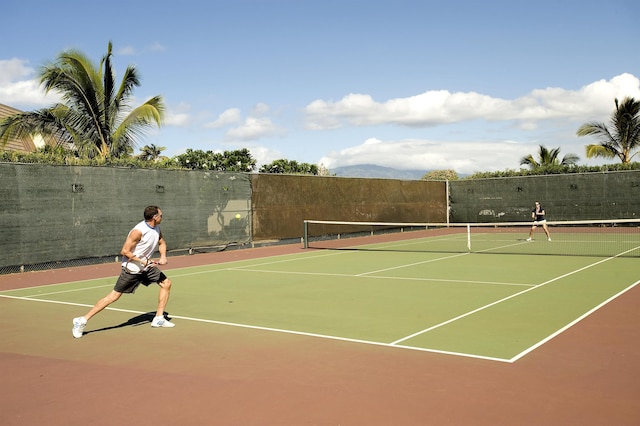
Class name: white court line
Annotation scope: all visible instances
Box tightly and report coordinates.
[354,236,531,277]
[390,246,638,346]
[175,242,473,281]
[0,276,114,293]
[473,239,531,253]
[357,252,471,276]
[230,267,534,288]
[365,274,533,287]
[22,284,113,298]
[224,250,346,269]
[168,250,346,278]
[0,250,342,293]
[509,278,640,362]
[0,293,510,363]
[362,234,467,250]
[4,243,636,363]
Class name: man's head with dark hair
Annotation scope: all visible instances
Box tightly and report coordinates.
[144,206,161,221]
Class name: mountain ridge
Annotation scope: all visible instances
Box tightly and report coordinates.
[329,164,427,180]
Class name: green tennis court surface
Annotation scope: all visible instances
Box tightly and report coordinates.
[2,234,638,363]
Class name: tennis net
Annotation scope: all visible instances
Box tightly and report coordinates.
[302,219,640,258]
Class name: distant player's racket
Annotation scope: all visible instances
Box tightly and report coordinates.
[124,256,156,274]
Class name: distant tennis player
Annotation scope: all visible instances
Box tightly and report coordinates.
[527,201,551,242]
[72,206,174,338]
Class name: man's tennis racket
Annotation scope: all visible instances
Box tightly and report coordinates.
[124,256,156,274]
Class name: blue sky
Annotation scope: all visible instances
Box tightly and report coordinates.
[1,0,639,174]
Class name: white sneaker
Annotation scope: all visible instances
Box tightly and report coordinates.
[151,316,175,328]
[72,317,87,338]
[548,237,551,241]
[526,237,532,242]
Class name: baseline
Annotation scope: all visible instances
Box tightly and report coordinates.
[0,293,510,363]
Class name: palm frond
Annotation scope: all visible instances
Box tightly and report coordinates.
[520,144,579,169]
[519,154,538,167]
[112,97,164,151]
[560,153,580,165]
[577,97,640,163]
[3,41,166,159]
[0,108,74,147]
[585,144,617,159]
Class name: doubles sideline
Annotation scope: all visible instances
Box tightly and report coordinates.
[1,244,636,363]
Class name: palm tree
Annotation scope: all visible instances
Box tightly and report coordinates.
[139,143,166,162]
[577,97,640,163]
[520,145,580,169]
[0,41,164,158]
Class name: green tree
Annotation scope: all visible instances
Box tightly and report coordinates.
[578,97,640,163]
[0,41,164,158]
[317,163,332,176]
[221,148,257,172]
[259,159,319,174]
[139,143,166,162]
[173,148,256,172]
[520,145,579,169]
[422,169,458,181]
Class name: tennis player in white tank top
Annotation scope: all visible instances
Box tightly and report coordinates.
[123,220,161,267]
[72,206,174,338]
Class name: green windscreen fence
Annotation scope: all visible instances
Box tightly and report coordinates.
[5,163,639,274]
[0,163,251,273]
[449,171,640,223]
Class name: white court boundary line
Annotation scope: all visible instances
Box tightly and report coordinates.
[390,245,640,360]
[508,278,640,362]
[0,249,344,295]
[228,268,534,288]
[2,245,637,363]
[0,293,509,363]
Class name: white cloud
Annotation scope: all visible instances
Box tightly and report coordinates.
[116,46,136,56]
[205,108,242,128]
[251,102,270,116]
[0,58,60,107]
[304,73,640,130]
[308,73,640,172]
[309,73,640,175]
[161,102,191,127]
[0,58,32,84]
[117,43,167,56]
[225,116,287,141]
[164,111,190,127]
[2,58,638,176]
[319,138,540,175]
[205,104,287,141]
[245,144,283,168]
[149,42,166,52]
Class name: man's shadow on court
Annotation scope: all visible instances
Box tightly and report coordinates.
[83,312,171,336]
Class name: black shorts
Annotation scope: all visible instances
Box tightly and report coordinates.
[114,267,168,294]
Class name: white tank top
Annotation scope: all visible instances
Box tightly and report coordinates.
[122,221,160,265]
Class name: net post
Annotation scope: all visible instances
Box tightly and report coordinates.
[446,180,450,226]
[467,224,471,252]
[303,220,309,249]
